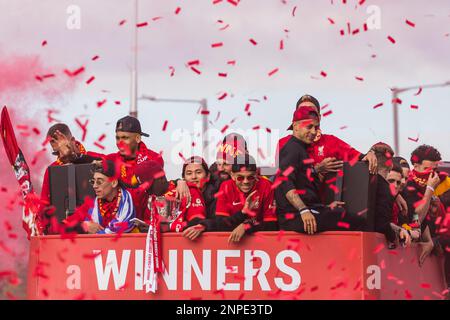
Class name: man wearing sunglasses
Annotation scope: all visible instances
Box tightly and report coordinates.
[215,154,278,243]
[81,160,136,234]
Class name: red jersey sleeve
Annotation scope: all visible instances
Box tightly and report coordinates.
[185,187,206,221]
[328,135,361,162]
[40,166,51,205]
[215,181,232,217]
[259,179,277,223]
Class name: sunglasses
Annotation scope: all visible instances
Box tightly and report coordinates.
[387,179,401,186]
[235,175,257,182]
[89,179,107,187]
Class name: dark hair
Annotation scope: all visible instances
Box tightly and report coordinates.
[410,145,442,165]
[182,156,209,178]
[93,160,116,178]
[393,156,409,169]
[231,154,257,173]
[370,142,394,171]
[391,160,403,175]
[46,123,72,138]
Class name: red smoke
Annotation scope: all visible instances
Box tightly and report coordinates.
[0,53,78,298]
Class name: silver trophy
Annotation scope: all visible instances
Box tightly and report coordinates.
[148,195,182,224]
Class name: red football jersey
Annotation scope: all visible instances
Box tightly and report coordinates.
[215,177,277,223]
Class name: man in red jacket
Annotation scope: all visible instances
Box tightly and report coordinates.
[215,153,278,243]
[102,116,164,185]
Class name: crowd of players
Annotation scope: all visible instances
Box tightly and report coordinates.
[37,94,450,295]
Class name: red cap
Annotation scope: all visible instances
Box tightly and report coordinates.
[287,106,319,130]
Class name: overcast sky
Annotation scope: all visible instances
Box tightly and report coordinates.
[1,0,449,179]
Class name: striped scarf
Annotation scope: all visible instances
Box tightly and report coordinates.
[89,187,135,234]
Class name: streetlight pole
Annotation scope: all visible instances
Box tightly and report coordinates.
[129,0,139,118]
[391,81,450,155]
[139,95,209,154]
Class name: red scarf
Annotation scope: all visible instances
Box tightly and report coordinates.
[97,188,122,228]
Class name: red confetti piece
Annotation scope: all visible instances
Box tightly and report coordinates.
[218,72,227,77]
[162,120,168,131]
[93,142,105,150]
[41,40,47,46]
[420,283,431,289]
[265,127,271,133]
[322,110,333,117]
[119,19,126,26]
[340,126,348,130]
[410,105,419,109]
[404,290,412,299]
[320,70,327,77]
[292,6,297,17]
[32,128,40,135]
[310,286,319,292]
[392,97,402,104]
[136,22,148,28]
[187,59,200,66]
[340,29,345,36]
[190,67,201,75]
[249,38,258,45]
[373,243,385,254]
[152,16,163,21]
[227,0,238,6]
[74,118,89,142]
[268,68,279,77]
[414,87,422,96]
[327,260,336,270]
[387,35,396,44]
[405,19,415,27]
[174,7,181,14]
[86,76,95,84]
[64,66,85,77]
[252,125,260,130]
[82,251,103,259]
[363,23,368,32]
[359,0,366,5]
[352,29,360,35]
[227,60,236,65]
[355,76,364,81]
[115,101,121,105]
[282,166,294,177]
[327,18,335,24]
[220,125,229,134]
[92,55,99,61]
[211,42,223,48]
[408,136,419,143]
[279,40,284,50]
[373,102,383,109]
[97,99,107,108]
[217,92,228,100]
[200,110,210,115]
[97,134,106,142]
[169,66,175,77]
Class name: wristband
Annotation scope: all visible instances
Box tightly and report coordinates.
[426,185,435,192]
[299,207,310,215]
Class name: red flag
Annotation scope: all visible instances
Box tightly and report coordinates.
[0,106,42,239]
